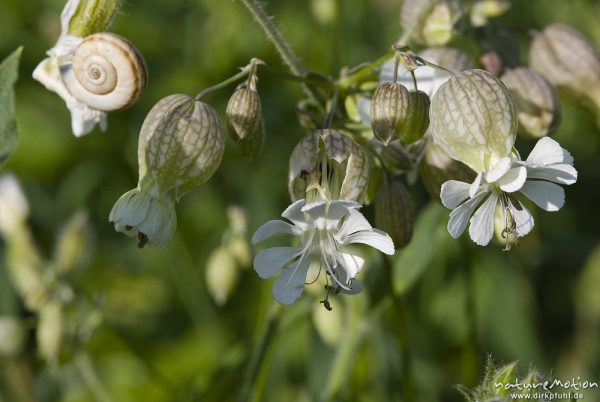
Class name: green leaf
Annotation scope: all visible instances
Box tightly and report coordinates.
[0,47,22,166]
[393,201,448,294]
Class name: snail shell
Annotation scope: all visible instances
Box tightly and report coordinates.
[60,32,147,111]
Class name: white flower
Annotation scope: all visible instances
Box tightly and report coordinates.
[32,0,107,137]
[440,137,577,246]
[108,187,176,248]
[252,199,394,305]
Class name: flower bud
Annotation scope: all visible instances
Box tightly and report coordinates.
[404,91,430,143]
[0,174,29,236]
[501,67,560,138]
[470,0,510,27]
[430,69,517,172]
[205,247,239,306]
[419,141,475,200]
[375,180,415,248]
[401,0,462,46]
[370,82,410,145]
[54,211,91,275]
[110,94,224,247]
[0,316,25,357]
[226,87,262,142]
[288,129,369,202]
[529,24,600,115]
[37,301,64,362]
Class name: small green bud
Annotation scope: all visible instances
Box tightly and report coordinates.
[375,180,415,248]
[419,141,475,200]
[37,301,64,363]
[430,69,517,172]
[54,211,91,275]
[67,0,121,37]
[404,91,430,143]
[470,0,510,27]
[226,87,262,142]
[529,23,600,115]
[401,0,462,46]
[205,247,239,306]
[288,129,369,202]
[492,361,518,396]
[110,94,224,247]
[0,316,25,357]
[501,67,561,138]
[370,82,411,145]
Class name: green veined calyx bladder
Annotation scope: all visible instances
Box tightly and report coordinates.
[109,94,225,248]
[429,69,517,173]
[529,23,600,116]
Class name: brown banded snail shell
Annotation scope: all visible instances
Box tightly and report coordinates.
[60,32,147,111]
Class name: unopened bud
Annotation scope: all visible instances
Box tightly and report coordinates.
[0,316,25,357]
[205,247,239,306]
[37,301,64,362]
[375,180,415,247]
[501,67,560,138]
[404,91,430,143]
[227,87,262,142]
[109,94,225,247]
[401,0,462,46]
[54,211,91,275]
[289,129,369,202]
[430,69,517,172]
[470,0,510,27]
[419,141,475,200]
[530,23,600,115]
[370,82,410,145]
[0,174,29,236]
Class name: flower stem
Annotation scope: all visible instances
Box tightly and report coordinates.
[195,65,253,100]
[239,0,323,106]
[237,302,282,402]
[337,50,395,90]
[75,352,114,402]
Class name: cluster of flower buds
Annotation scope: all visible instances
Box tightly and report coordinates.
[33,0,148,136]
[109,94,225,248]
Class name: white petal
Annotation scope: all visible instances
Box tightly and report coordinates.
[447,191,487,238]
[468,192,499,246]
[485,157,511,183]
[251,220,301,244]
[281,199,308,228]
[526,164,577,185]
[509,203,534,237]
[272,254,312,305]
[526,137,568,166]
[337,278,363,295]
[469,172,483,199]
[335,209,373,240]
[338,253,365,279]
[519,181,565,212]
[253,247,302,279]
[440,180,471,209]
[342,229,395,255]
[498,166,527,193]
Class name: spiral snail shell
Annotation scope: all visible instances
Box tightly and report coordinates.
[60,32,147,111]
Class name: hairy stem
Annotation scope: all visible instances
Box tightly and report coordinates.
[239,0,323,106]
[237,302,282,402]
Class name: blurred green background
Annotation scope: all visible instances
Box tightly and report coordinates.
[1,0,600,401]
